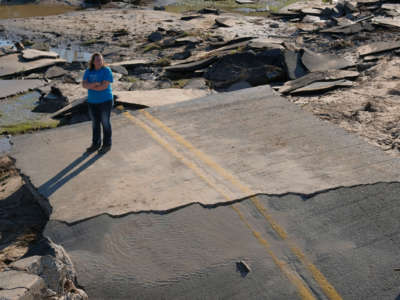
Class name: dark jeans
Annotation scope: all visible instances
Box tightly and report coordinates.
[88,101,113,147]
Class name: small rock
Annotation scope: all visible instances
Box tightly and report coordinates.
[197,8,220,15]
[113,28,129,37]
[153,6,165,10]
[236,260,251,276]
[148,31,163,42]
[172,51,191,60]
[181,15,203,21]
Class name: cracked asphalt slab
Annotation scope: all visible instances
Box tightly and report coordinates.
[44,184,400,300]
[10,85,400,299]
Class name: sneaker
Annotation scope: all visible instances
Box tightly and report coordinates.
[85,144,100,153]
[98,145,111,154]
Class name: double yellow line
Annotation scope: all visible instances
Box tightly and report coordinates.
[123,110,342,300]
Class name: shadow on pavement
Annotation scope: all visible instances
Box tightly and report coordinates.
[39,152,104,198]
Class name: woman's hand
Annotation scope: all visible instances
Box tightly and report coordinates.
[82,80,101,90]
[89,81,110,91]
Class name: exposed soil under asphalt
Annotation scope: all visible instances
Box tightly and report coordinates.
[0,156,47,271]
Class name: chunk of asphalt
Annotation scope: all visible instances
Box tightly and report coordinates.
[0,53,66,78]
[290,79,354,94]
[357,41,400,57]
[0,79,45,99]
[165,56,218,73]
[301,48,355,72]
[22,49,59,60]
[283,50,307,80]
[180,15,203,21]
[372,17,400,30]
[279,69,359,94]
[215,17,236,27]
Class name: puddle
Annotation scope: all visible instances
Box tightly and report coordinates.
[0,37,90,62]
[0,4,77,19]
[50,47,91,62]
[0,137,12,154]
[0,91,45,126]
[0,39,13,47]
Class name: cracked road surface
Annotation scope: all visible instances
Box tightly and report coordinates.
[11,85,400,299]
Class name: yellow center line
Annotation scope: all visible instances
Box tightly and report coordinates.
[123,112,232,200]
[140,110,343,300]
[232,205,316,300]
[123,111,315,300]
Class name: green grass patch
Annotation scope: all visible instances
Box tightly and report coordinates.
[143,42,161,53]
[80,38,106,46]
[0,119,59,135]
[154,58,171,67]
[268,0,299,13]
[122,76,138,83]
[172,79,189,88]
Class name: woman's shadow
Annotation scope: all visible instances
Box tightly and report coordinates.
[38,151,105,198]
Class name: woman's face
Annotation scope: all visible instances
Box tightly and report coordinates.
[93,55,104,70]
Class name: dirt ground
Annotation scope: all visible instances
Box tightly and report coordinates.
[0,156,46,272]
[289,56,400,156]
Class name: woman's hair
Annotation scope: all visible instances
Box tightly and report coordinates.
[88,52,105,70]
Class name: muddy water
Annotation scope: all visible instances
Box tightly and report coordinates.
[50,47,91,62]
[0,4,77,19]
[0,91,44,126]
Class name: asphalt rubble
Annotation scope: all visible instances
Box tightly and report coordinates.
[0,0,400,298]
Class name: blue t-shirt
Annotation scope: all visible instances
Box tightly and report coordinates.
[83,66,113,104]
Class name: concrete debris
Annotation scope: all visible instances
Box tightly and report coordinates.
[45,66,68,79]
[181,15,203,21]
[165,56,218,73]
[8,240,88,300]
[279,69,360,94]
[358,41,400,57]
[50,97,87,119]
[109,59,151,68]
[215,17,236,27]
[110,64,128,76]
[0,53,66,78]
[284,50,308,80]
[290,79,355,94]
[0,45,17,57]
[0,270,46,299]
[248,38,284,50]
[22,49,59,60]
[372,17,400,29]
[301,48,355,72]
[0,79,46,99]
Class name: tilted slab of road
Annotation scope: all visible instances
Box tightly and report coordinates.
[11,85,400,223]
[11,85,400,299]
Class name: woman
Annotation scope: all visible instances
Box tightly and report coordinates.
[82,52,114,154]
